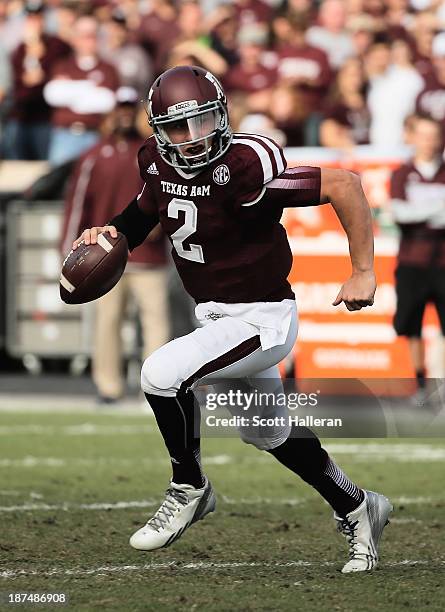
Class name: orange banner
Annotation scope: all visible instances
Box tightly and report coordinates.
[284,155,441,391]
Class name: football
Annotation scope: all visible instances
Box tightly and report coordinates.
[59,232,128,304]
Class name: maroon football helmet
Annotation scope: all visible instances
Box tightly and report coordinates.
[146,66,232,170]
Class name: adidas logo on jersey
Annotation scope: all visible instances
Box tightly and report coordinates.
[146,162,159,175]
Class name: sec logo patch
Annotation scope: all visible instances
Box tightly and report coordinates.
[213,164,230,185]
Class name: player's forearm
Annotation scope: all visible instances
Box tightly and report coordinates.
[109,197,159,251]
[321,169,374,273]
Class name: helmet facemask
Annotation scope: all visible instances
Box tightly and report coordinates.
[149,99,232,171]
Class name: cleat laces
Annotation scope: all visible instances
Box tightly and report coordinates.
[147,488,189,532]
[337,517,360,559]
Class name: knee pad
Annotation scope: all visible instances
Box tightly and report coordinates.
[239,425,292,451]
[140,349,181,396]
[233,393,292,451]
[237,420,291,451]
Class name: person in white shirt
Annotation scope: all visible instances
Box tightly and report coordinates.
[367,38,424,147]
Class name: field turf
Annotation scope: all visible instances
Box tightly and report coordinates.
[0,407,444,611]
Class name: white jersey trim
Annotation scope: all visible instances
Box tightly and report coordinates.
[241,185,266,207]
[232,135,274,183]
[240,132,286,177]
[137,182,146,200]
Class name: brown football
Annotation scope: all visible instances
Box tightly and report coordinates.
[60,232,128,304]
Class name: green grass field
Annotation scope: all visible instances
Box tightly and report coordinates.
[1,407,444,611]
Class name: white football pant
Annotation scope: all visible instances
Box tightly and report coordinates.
[141,300,298,450]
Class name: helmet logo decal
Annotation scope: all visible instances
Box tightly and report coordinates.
[213,164,230,185]
[205,72,225,100]
[167,100,198,115]
[147,87,154,122]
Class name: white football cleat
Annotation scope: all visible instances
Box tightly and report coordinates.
[129,477,216,551]
[335,490,393,573]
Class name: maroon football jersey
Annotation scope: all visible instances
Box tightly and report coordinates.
[390,161,445,268]
[134,134,321,304]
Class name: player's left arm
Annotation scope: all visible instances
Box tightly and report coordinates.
[262,165,375,311]
[319,168,375,312]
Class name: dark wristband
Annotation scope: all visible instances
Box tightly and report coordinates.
[109,197,158,251]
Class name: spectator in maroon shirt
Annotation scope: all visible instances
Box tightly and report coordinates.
[44,14,119,166]
[3,0,71,160]
[136,0,180,77]
[223,23,277,125]
[416,32,445,140]
[271,11,331,144]
[320,57,371,148]
[100,10,153,97]
[232,0,273,28]
[273,11,331,112]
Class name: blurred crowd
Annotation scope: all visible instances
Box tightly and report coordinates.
[1,0,445,163]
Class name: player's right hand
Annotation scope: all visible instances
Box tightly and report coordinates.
[72,226,118,250]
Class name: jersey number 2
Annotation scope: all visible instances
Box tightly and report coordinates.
[168,198,204,263]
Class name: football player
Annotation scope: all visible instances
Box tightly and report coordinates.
[72,66,392,572]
